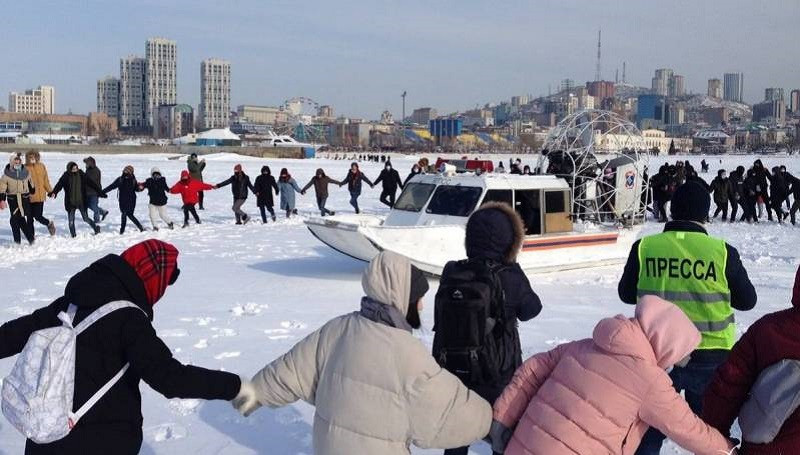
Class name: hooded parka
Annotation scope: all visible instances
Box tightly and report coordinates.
[250,252,492,455]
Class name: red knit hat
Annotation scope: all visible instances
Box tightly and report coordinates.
[793,264,800,308]
[121,240,179,306]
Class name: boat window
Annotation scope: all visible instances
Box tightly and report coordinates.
[482,189,512,206]
[426,186,483,217]
[394,183,436,212]
[545,190,567,213]
[514,190,541,235]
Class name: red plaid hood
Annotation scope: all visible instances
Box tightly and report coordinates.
[121,240,179,306]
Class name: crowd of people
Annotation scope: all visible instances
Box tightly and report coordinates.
[0,152,435,245]
[3,174,800,454]
[649,158,800,225]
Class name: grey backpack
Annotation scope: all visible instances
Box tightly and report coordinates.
[738,359,800,444]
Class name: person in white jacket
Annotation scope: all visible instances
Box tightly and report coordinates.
[233,251,492,454]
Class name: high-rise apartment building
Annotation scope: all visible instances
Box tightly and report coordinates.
[669,75,685,97]
[723,73,744,103]
[764,87,784,102]
[145,38,177,128]
[119,56,146,129]
[651,68,673,96]
[753,99,786,124]
[8,85,55,114]
[97,76,120,118]
[199,59,231,129]
[707,79,722,99]
[790,89,800,114]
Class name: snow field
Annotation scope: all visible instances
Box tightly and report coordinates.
[0,152,798,454]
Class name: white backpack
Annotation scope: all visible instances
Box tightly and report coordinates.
[1,301,144,444]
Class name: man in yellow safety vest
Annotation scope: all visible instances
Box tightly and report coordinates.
[618,180,757,455]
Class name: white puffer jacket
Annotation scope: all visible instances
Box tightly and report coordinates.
[251,252,492,454]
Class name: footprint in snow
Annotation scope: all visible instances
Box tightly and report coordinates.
[280,320,308,330]
[230,302,268,316]
[145,423,187,442]
[214,351,240,359]
[193,339,208,349]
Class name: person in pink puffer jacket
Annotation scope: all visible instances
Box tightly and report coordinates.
[491,295,737,455]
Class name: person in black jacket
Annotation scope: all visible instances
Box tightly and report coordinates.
[742,168,760,223]
[404,163,423,186]
[253,165,279,223]
[752,159,773,221]
[727,166,745,223]
[373,161,404,208]
[83,156,109,223]
[49,162,102,237]
[787,170,800,225]
[103,165,144,234]
[340,162,373,214]
[216,164,256,224]
[0,239,243,455]
[769,165,788,223]
[434,202,542,455]
[139,167,173,230]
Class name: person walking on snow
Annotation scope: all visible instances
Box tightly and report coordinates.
[0,153,36,244]
[49,162,102,237]
[186,153,207,210]
[82,156,109,223]
[489,295,737,455]
[373,161,404,208]
[0,240,244,454]
[102,165,144,234]
[169,170,216,228]
[232,251,492,455]
[301,168,340,216]
[139,168,173,230]
[277,168,302,218]
[253,165,279,223]
[217,164,256,224]
[404,163,423,186]
[703,264,800,454]
[340,162,373,214]
[710,169,731,221]
[24,150,55,235]
[617,180,757,455]
[433,202,542,455]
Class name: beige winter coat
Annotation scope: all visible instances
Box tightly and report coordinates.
[25,150,51,203]
[251,252,492,454]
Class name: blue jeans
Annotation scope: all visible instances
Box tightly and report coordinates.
[317,196,333,216]
[86,195,107,223]
[349,192,360,213]
[634,350,728,455]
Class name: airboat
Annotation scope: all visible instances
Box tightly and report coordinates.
[305,110,650,275]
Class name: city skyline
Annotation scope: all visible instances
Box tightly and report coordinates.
[3,0,799,119]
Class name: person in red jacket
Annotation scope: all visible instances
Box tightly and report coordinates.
[703,264,800,455]
[170,170,216,227]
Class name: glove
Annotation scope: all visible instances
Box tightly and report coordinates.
[232,377,261,417]
[100,192,108,198]
[48,192,56,199]
[301,190,306,195]
[487,419,513,454]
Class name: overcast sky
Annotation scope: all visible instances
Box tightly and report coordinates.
[4,0,798,118]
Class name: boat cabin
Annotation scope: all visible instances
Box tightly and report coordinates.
[386,173,573,237]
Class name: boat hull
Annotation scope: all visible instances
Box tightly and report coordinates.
[305,215,640,276]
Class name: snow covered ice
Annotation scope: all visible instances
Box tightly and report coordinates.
[0,152,798,454]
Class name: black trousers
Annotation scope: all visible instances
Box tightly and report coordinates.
[120,210,143,233]
[379,189,396,207]
[198,191,205,209]
[259,205,276,222]
[29,201,50,227]
[66,207,97,237]
[712,202,728,220]
[183,204,200,224]
[729,198,739,222]
[9,211,34,244]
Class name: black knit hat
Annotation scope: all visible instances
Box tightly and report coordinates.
[671,181,710,223]
[409,264,429,305]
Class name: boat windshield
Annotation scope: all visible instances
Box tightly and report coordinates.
[426,186,483,217]
[394,183,436,212]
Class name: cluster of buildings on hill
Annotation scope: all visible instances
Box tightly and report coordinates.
[2,38,800,153]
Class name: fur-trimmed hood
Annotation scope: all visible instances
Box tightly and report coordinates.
[465,202,525,264]
[24,149,41,165]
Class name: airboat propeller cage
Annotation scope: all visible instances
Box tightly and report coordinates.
[538,109,650,225]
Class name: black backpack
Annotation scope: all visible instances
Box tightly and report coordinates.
[433,259,507,386]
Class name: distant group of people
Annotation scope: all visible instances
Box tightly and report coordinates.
[648,158,800,225]
[7,171,800,454]
[0,151,442,245]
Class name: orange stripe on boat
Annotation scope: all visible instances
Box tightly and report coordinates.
[522,233,619,251]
